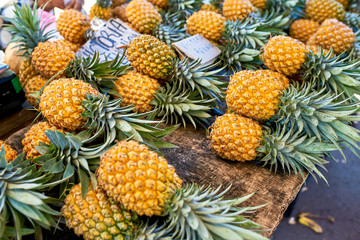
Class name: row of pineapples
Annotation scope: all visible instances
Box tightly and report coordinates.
[2,0,360,239]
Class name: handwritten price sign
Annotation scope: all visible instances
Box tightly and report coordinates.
[77,18,140,64]
[172,34,221,65]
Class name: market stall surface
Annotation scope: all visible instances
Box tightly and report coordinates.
[272,123,360,240]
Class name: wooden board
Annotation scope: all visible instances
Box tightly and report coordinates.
[5,124,305,238]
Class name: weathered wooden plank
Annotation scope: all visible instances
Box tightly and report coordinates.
[0,108,37,140]
[5,124,305,238]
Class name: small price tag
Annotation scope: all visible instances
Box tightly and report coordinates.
[77,18,140,64]
[172,34,221,65]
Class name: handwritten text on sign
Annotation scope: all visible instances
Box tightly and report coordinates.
[172,34,221,65]
[77,18,140,64]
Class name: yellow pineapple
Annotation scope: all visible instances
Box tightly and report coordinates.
[314,18,355,54]
[306,45,332,57]
[222,0,255,21]
[200,3,221,13]
[249,0,267,9]
[89,0,113,20]
[261,35,308,76]
[57,9,90,44]
[186,10,226,42]
[0,140,17,162]
[289,19,320,43]
[31,41,75,78]
[62,184,139,240]
[96,140,182,217]
[22,121,65,159]
[24,75,47,107]
[126,35,176,80]
[18,58,37,88]
[305,0,345,23]
[306,33,317,45]
[226,70,290,121]
[39,78,99,131]
[114,71,160,113]
[147,0,168,8]
[55,39,82,53]
[126,0,162,34]
[210,113,262,161]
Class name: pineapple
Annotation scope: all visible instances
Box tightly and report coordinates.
[18,58,37,87]
[289,19,320,43]
[111,2,129,21]
[55,39,82,52]
[62,184,140,240]
[89,0,113,20]
[305,0,345,23]
[154,11,188,46]
[200,3,221,13]
[261,35,307,76]
[0,151,60,239]
[114,71,160,113]
[314,18,355,54]
[249,0,267,9]
[210,113,262,161]
[32,41,75,78]
[306,45,332,57]
[127,35,176,80]
[125,0,162,34]
[147,0,168,8]
[336,0,349,9]
[22,121,65,159]
[23,75,47,107]
[226,70,289,121]
[39,78,99,131]
[186,10,226,42]
[306,33,317,45]
[57,9,90,44]
[222,0,255,21]
[0,140,17,162]
[96,140,269,239]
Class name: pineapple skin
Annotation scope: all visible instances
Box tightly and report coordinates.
[127,35,176,80]
[147,0,168,8]
[226,70,289,121]
[249,0,267,9]
[306,45,332,57]
[186,10,226,42]
[261,35,307,76]
[314,19,355,54]
[200,3,221,13]
[62,184,139,240]
[114,71,160,113]
[22,121,65,160]
[96,140,182,217]
[31,41,75,79]
[125,0,162,34]
[55,39,82,53]
[222,0,255,21]
[57,9,90,44]
[39,78,99,131]
[24,75,47,107]
[0,140,17,162]
[89,4,113,21]
[210,113,263,161]
[290,19,320,43]
[305,0,345,23]
[18,58,37,88]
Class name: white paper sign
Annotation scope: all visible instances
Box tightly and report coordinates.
[172,34,221,65]
[77,18,140,64]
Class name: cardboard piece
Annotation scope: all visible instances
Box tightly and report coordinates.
[172,34,221,65]
[77,18,140,64]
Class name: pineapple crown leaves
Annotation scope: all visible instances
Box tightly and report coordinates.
[135,221,174,240]
[224,9,291,49]
[34,130,100,199]
[301,48,360,101]
[2,1,56,57]
[164,184,268,240]
[80,94,178,150]
[257,123,338,183]
[151,84,215,128]
[217,43,261,73]
[65,51,131,95]
[0,148,60,240]
[171,58,227,100]
[274,83,360,160]
[168,0,203,13]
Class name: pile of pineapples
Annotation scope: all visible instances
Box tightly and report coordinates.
[2,0,360,239]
